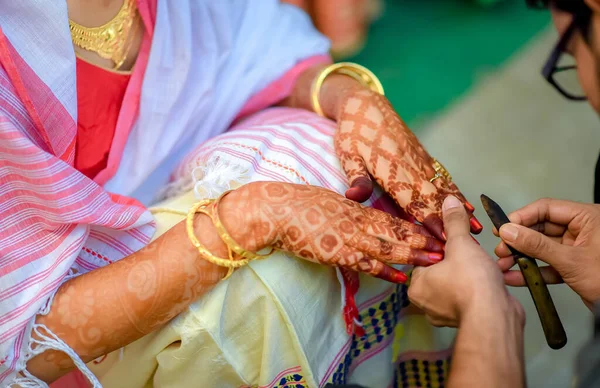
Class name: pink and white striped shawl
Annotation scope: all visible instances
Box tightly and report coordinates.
[0,0,330,385]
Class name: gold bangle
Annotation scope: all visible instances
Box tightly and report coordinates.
[212,191,275,260]
[310,62,385,117]
[186,199,247,280]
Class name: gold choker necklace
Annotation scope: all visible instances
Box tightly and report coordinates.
[69,0,138,70]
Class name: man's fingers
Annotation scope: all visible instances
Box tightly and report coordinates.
[508,198,588,228]
[496,256,516,271]
[494,235,564,258]
[442,196,471,240]
[502,266,564,287]
[499,223,570,268]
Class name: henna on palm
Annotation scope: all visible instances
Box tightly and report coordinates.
[334,89,482,239]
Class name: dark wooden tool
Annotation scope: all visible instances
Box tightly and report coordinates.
[481,194,567,349]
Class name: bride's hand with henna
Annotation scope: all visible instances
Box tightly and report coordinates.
[333,88,482,240]
[216,182,445,283]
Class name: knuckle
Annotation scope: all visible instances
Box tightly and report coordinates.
[444,208,469,225]
[407,283,421,302]
[523,232,545,252]
[537,197,552,206]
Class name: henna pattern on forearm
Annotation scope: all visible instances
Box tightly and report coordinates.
[27,215,227,382]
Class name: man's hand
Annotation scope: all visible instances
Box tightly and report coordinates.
[409,195,523,327]
[495,198,600,309]
[410,195,526,388]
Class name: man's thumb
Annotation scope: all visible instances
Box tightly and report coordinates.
[442,196,471,239]
[499,223,565,266]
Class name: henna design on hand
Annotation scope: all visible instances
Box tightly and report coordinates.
[218,182,444,283]
[334,89,482,239]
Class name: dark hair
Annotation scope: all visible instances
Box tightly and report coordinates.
[526,0,590,13]
[527,0,592,37]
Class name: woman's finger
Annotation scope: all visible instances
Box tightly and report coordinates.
[447,181,476,213]
[429,178,482,234]
[359,207,433,236]
[502,265,564,287]
[355,257,408,283]
[358,208,444,252]
[446,183,482,234]
[337,150,373,203]
[422,213,446,242]
[327,248,405,283]
[350,233,443,266]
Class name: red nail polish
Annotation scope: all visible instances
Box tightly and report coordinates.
[471,235,480,245]
[393,271,408,283]
[470,217,483,234]
[465,201,475,213]
[428,253,443,263]
[428,239,445,253]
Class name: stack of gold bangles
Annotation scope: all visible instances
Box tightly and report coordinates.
[186,191,274,279]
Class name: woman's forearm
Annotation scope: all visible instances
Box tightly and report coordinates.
[26,213,228,383]
[448,297,526,388]
[280,64,364,120]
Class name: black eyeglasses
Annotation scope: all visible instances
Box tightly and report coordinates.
[542,14,589,101]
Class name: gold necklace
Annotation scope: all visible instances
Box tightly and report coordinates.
[69,0,138,70]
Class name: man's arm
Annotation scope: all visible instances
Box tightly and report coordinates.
[408,195,526,388]
[449,295,525,387]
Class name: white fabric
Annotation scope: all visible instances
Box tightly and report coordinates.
[104,0,330,204]
[0,0,77,121]
[0,1,329,386]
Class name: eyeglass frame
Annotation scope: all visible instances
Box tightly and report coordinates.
[542,12,590,101]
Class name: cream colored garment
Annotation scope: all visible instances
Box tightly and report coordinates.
[87,108,453,388]
[89,190,452,388]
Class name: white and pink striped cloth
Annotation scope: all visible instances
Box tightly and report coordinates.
[0,0,330,386]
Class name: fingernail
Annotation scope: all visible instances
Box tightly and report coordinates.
[393,271,408,283]
[412,251,442,266]
[441,231,447,241]
[471,235,480,245]
[428,253,443,263]
[465,201,475,212]
[443,195,462,211]
[500,224,519,242]
[469,216,483,234]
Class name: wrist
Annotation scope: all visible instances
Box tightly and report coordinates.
[215,185,273,252]
[319,73,366,120]
[461,291,525,329]
[192,211,229,259]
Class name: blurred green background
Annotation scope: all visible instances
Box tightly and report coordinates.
[346,0,550,127]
